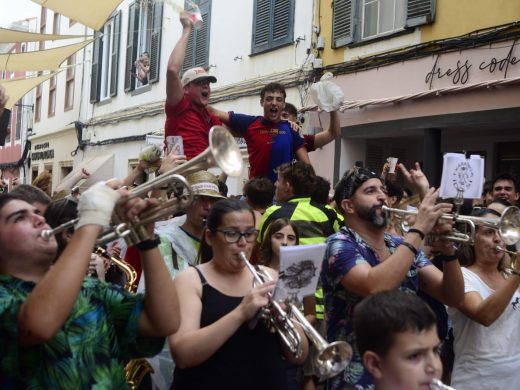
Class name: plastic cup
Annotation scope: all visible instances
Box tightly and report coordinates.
[387,157,398,174]
[166,136,184,155]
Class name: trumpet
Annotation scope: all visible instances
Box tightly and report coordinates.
[40,126,243,246]
[430,378,456,390]
[382,205,520,246]
[238,252,352,379]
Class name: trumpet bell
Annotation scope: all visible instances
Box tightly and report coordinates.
[316,340,353,379]
[209,126,243,177]
[499,206,520,246]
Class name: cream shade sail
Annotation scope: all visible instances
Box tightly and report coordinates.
[1,74,55,109]
[31,0,123,31]
[0,28,91,44]
[0,39,92,72]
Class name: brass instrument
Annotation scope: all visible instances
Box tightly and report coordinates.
[124,358,154,390]
[40,126,243,246]
[95,247,138,292]
[239,252,352,379]
[382,205,520,246]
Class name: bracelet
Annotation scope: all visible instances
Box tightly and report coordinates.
[511,269,520,277]
[399,241,418,257]
[407,228,425,240]
[135,236,161,251]
[436,253,458,262]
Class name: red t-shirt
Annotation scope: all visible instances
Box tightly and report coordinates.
[164,96,222,160]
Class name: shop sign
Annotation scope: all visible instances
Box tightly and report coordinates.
[32,142,54,161]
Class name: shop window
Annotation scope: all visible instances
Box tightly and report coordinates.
[124,0,163,92]
[65,54,75,110]
[251,0,294,55]
[332,0,435,48]
[90,11,121,102]
[497,142,520,175]
[182,0,211,71]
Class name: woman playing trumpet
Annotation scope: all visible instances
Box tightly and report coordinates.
[169,199,308,390]
[447,207,520,389]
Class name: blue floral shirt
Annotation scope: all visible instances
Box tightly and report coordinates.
[0,275,164,389]
[320,226,431,390]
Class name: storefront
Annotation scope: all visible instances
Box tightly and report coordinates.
[309,39,520,186]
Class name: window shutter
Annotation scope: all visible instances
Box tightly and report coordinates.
[149,1,163,83]
[272,0,294,46]
[252,0,271,54]
[406,0,435,28]
[110,11,121,97]
[332,0,354,48]
[90,31,102,103]
[125,2,139,92]
[182,0,211,70]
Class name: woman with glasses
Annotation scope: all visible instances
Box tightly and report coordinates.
[446,208,520,389]
[169,198,308,390]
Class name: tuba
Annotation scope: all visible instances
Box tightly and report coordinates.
[238,252,352,379]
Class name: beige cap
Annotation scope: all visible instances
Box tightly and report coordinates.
[181,67,217,87]
[186,171,224,198]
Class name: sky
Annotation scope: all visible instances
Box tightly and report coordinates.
[0,0,40,28]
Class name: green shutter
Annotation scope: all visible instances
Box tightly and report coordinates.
[90,31,101,103]
[110,11,121,97]
[406,0,435,28]
[149,1,163,83]
[124,2,139,92]
[252,0,294,55]
[332,0,354,48]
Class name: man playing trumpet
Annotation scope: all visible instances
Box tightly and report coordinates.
[321,166,464,390]
[0,181,180,388]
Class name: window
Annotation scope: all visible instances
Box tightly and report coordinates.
[332,0,435,48]
[4,121,11,145]
[182,0,211,71]
[65,54,75,110]
[251,0,294,55]
[124,1,163,92]
[39,7,46,51]
[15,103,22,141]
[53,12,60,35]
[48,75,56,117]
[91,12,121,103]
[35,83,42,123]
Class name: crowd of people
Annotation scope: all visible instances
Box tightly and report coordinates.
[1,11,520,390]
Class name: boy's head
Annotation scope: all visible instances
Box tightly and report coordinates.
[354,290,442,390]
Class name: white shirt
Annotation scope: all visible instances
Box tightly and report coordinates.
[447,267,520,390]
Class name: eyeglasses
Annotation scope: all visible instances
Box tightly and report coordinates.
[341,167,379,199]
[191,79,210,86]
[214,229,259,243]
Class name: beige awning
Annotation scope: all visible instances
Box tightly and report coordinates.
[61,154,115,191]
[31,0,123,31]
[0,39,92,72]
[1,74,55,109]
[0,27,91,43]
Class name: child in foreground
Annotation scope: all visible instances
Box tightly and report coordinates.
[353,290,448,390]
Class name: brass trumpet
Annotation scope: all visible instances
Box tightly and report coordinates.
[382,205,520,246]
[40,126,243,246]
[238,252,352,379]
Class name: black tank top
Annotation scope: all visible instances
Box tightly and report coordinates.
[171,267,288,390]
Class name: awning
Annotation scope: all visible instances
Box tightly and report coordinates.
[61,154,115,191]
[0,39,93,72]
[0,27,91,43]
[2,73,55,109]
[31,0,123,31]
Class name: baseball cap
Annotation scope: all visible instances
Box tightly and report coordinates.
[181,67,217,87]
[186,171,224,199]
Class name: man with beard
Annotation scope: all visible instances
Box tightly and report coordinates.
[210,83,310,183]
[165,12,221,160]
[320,167,464,390]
